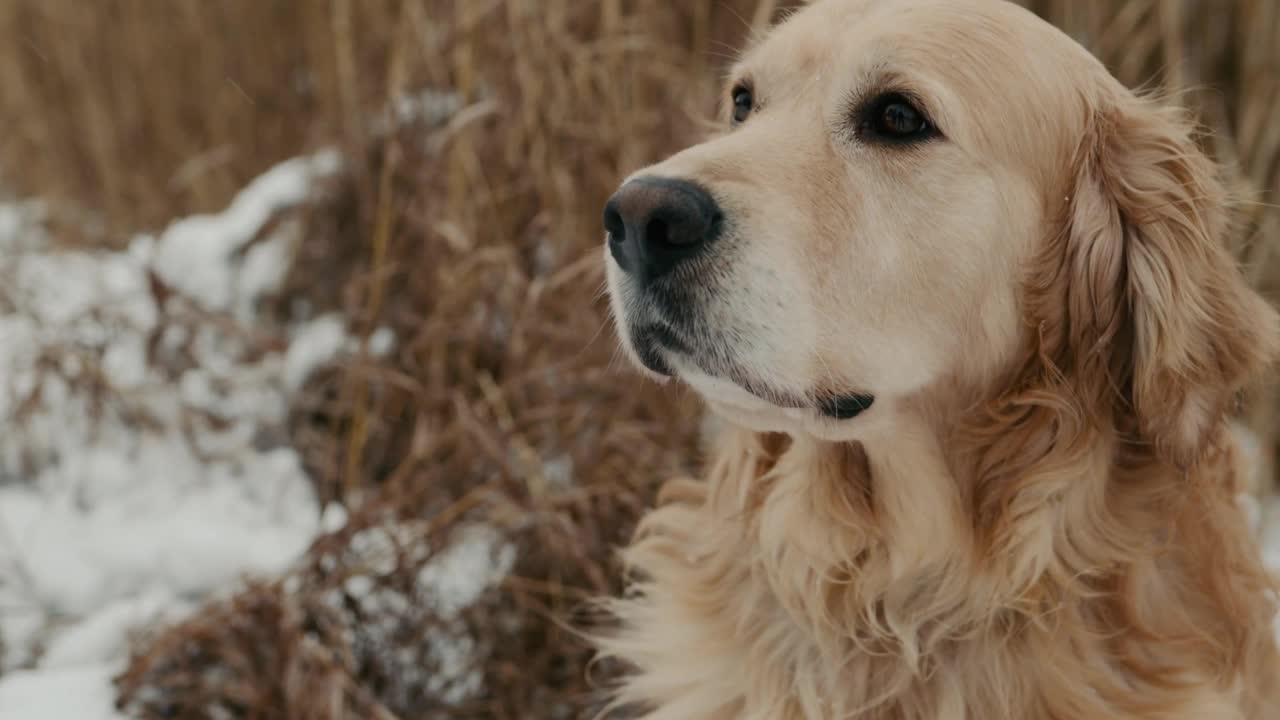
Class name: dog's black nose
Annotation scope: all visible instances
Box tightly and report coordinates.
[603,176,722,282]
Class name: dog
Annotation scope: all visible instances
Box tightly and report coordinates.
[594,0,1280,718]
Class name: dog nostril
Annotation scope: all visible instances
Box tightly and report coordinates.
[603,204,626,244]
[646,217,672,248]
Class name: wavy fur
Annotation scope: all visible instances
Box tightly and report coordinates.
[594,1,1280,717]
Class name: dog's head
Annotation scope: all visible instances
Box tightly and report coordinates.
[603,0,1277,464]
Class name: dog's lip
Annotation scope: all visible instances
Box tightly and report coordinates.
[713,370,876,420]
[735,374,875,419]
[704,390,877,431]
[818,393,876,420]
[725,385,877,423]
[629,324,689,377]
[627,324,876,421]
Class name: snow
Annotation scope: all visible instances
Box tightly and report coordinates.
[0,147,526,718]
[283,313,348,390]
[416,524,517,620]
[369,326,396,357]
[0,664,124,720]
[415,525,519,707]
[150,150,339,313]
[0,153,363,719]
[390,88,461,128]
[237,227,298,322]
[370,88,461,137]
[0,447,316,619]
[316,520,519,710]
[417,525,522,702]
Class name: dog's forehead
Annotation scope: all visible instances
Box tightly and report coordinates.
[741,0,1091,92]
[732,0,873,80]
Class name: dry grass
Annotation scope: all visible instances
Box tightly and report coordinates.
[0,0,762,245]
[2,1,781,716]
[2,0,1279,717]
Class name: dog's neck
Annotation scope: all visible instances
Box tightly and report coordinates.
[699,394,1180,673]
[763,424,979,669]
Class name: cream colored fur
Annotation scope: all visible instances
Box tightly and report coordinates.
[596,0,1280,717]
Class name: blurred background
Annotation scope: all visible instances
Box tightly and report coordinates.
[0,1,1277,718]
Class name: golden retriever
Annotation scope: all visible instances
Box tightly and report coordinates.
[594,0,1280,718]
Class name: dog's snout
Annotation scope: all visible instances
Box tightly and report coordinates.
[604,176,722,281]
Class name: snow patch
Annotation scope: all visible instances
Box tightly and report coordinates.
[0,664,125,720]
[417,524,517,620]
[152,150,339,312]
[316,520,518,710]
[284,314,349,391]
[0,152,357,716]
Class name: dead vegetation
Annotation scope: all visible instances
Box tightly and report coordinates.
[1,0,1278,717]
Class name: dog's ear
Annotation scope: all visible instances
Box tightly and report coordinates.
[1050,92,1279,469]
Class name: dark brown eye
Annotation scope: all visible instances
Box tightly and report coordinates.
[731,85,753,124]
[861,92,935,142]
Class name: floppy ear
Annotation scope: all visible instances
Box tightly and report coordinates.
[1053,93,1280,469]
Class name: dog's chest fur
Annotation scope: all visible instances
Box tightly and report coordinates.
[595,426,1278,720]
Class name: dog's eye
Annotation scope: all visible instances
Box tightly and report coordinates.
[860,92,936,143]
[731,85,754,125]
[878,101,925,135]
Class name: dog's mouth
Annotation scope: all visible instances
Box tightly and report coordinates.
[630,324,687,377]
[629,322,876,421]
[817,393,876,420]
